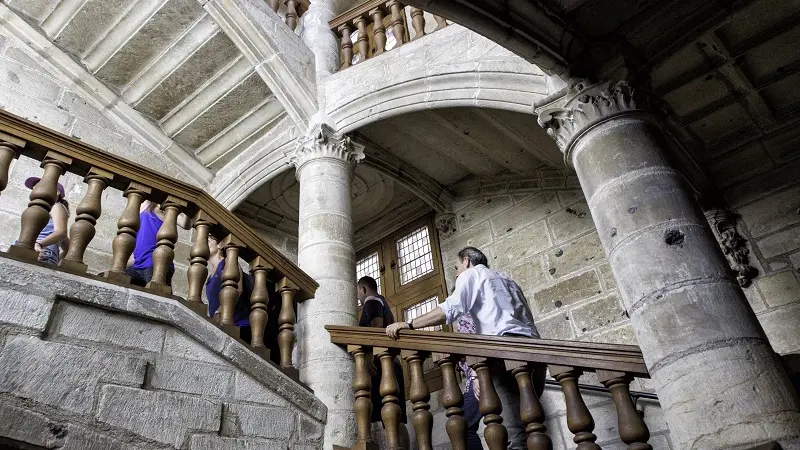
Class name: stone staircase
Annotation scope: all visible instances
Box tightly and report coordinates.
[2,0,315,172]
[0,256,324,449]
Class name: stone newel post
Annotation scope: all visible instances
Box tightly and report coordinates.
[291,123,364,450]
[537,80,800,449]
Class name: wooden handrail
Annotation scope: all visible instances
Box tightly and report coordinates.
[326,325,649,377]
[329,0,385,29]
[0,109,317,301]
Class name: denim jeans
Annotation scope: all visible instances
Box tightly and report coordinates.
[126,266,174,287]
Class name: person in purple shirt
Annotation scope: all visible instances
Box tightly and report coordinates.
[126,200,191,287]
[206,234,254,344]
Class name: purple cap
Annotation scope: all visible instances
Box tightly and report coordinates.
[24,177,65,199]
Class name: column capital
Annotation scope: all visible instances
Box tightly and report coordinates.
[290,123,365,176]
[536,80,652,163]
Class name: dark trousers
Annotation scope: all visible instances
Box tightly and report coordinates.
[126,266,174,287]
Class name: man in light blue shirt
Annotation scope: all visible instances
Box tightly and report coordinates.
[386,246,544,450]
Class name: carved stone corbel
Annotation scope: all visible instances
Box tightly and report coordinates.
[434,212,456,239]
[705,209,757,287]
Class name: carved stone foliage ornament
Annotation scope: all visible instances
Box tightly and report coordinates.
[290,123,365,175]
[536,80,649,163]
[705,209,757,287]
[434,212,456,239]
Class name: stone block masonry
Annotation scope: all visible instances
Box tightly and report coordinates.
[0,257,325,450]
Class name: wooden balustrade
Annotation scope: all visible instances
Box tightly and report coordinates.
[329,0,447,70]
[327,326,654,450]
[264,0,309,32]
[0,109,317,381]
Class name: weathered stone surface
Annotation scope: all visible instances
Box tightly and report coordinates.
[487,220,551,267]
[597,263,617,291]
[756,271,800,308]
[531,271,602,316]
[509,255,548,294]
[759,302,800,354]
[233,372,289,407]
[221,403,294,439]
[0,336,147,414]
[535,313,574,340]
[62,425,145,450]
[51,301,166,352]
[587,323,637,345]
[546,200,594,242]
[298,414,324,442]
[162,329,227,365]
[0,288,53,332]
[571,294,625,335]
[739,184,800,238]
[457,195,513,231]
[546,232,604,279]
[149,358,234,397]
[189,435,287,450]
[754,227,800,259]
[742,285,768,313]
[96,385,222,447]
[489,192,559,238]
[0,403,64,448]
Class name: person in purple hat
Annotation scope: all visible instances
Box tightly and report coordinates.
[23,177,70,265]
[125,200,191,287]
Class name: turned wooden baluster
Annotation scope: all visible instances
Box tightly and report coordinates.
[60,167,113,273]
[409,8,425,40]
[435,353,467,450]
[106,182,151,283]
[370,7,386,55]
[433,15,447,31]
[468,357,508,450]
[354,17,369,62]
[249,256,273,349]
[9,151,72,262]
[218,234,244,325]
[507,361,552,450]
[267,0,279,12]
[598,370,652,450]
[277,277,299,376]
[285,0,299,30]
[0,134,24,196]
[550,365,600,450]
[146,196,187,295]
[386,1,405,46]
[186,211,214,303]
[404,350,433,450]
[376,347,404,450]
[351,345,378,450]
[338,23,353,69]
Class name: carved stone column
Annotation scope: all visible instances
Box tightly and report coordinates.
[300,0,341,93]
[291,123,364,450]
[536,80,800,449]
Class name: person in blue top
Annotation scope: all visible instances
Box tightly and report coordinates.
[23,177,70,264]
[126,200,191,287]
[206,233,254,344]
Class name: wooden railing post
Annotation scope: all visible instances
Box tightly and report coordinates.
[277,277,299,378]
[0,133,24,196]
[60,167,113,273]
[146,195,187,295]
[369,7,387,55]
[550,365,600,450]
[404,350,433,450]
[248,256,273,350]
[354,16,369,62]
[435,353,467,450]
[186,211,214,303]
[386,1,405,46]
[468,357,508,450]
[409,7,425,40]
[597,370,652,450]
[9,151,72,262]
[267,0,279,12]
[432,14,447,31]
[376,347,403,450]
[106,182,151,283]
[507,361,552,450]
[351,345,378,450]
[218,234,244,325]
[285,0,299,30]
[338,23,354,69]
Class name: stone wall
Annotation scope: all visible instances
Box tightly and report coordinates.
[708,125,800,356]
[0,257,325,450]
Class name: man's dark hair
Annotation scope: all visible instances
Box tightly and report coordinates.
[458,247,488,267]
[357,276,378,292]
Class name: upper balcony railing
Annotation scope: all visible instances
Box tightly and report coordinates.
[0,109,316,379]
[267,0,311,31]
[328,325,654,450]
[330,0,448,70]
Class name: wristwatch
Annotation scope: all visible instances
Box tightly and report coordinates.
[406,319,414,330]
